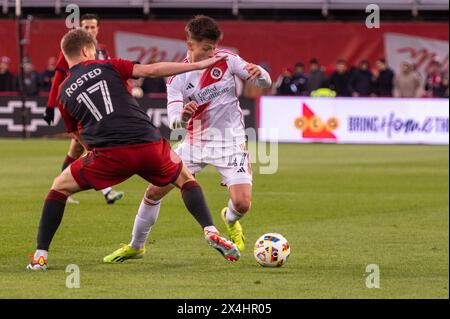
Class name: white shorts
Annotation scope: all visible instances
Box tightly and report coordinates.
[174,142,252,188]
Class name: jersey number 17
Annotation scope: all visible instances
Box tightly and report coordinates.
[76,80,114,121]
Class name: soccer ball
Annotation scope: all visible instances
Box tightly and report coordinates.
[254,233,290,267]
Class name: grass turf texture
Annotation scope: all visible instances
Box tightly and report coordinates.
[0,138,448,299]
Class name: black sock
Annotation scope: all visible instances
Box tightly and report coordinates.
[61,155,75,171]
[36,190,68,251]
[181,181,214,229]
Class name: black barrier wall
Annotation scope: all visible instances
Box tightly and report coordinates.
[0,96,256,139]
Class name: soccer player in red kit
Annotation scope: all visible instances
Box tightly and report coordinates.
[27,29,239,270]
[43,13,124,205]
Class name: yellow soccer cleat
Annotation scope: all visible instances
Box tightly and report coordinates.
[103,244,145,263]
[220,207,245,252]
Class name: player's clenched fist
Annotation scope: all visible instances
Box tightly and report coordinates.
[244,63,262,80]
[181,101,199,123]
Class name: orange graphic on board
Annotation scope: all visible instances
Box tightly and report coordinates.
[294,103,338,139]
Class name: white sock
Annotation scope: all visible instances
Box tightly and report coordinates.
[34,249,48,260]
[130,197,161,250]
[225,200,243,225]
[101,187,112,196]
[204,225,219,234]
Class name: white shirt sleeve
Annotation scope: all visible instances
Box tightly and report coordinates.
[166,75,185,129]
[227,53,272,88]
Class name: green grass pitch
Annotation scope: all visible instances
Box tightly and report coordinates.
[0,139,448,298]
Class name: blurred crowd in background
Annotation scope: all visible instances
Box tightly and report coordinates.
[0,55,448,99]
[271,58,449,98]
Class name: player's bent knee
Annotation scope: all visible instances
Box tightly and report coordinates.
[50,169,81,196]
[233,199,251,215]
[50,176,60,190]
[51,175,70,195]
[145,186,166,201]
[172,164,195,189]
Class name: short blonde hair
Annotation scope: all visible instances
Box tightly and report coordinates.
[61,28,96,59]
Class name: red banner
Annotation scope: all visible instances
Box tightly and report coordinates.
[0,19,448,77]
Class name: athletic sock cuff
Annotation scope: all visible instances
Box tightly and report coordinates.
[228,199,243,216]
[181,180,200,194]
[64,155,76,165]
[46,190,68,204]
[143,196,161,206]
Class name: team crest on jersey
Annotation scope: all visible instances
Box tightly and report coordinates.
[210,67,223,80]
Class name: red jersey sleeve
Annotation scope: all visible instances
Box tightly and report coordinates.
[58,101,78,133]
[109,58,134,81]
[47,51,69,109]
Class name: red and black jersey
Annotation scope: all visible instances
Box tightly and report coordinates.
[57,58,161,148]
[47,43,111,109]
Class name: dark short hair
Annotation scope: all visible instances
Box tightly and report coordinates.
[61,29,96,59]
[295,62,305,68]
[376,58,386,64]
[185,15,222,42]
[81,13,100,25]
[309,58,318,65]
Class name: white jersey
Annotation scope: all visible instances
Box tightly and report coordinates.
[166,50,271,148]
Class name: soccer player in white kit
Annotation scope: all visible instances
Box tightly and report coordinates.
[104,15,271,263]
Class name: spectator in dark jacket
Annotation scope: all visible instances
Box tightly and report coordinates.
[373,58,394,97]
[19,58,40,96]
[293,62,308,96]
[0,56,17,92]
[349,60,373,97]
[307,58,328,94]
[39,57,57,92]
[275,66,297,95]
[329,59,351,97]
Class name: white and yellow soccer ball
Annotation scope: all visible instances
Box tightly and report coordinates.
[254,233,290,267]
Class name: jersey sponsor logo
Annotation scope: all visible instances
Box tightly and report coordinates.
[191,85,231,105]
[186,82,195,90]
[210,67,223,80]
[65,68,102,97]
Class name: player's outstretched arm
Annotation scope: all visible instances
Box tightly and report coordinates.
[243,63,272,88]
[132,55,226,78]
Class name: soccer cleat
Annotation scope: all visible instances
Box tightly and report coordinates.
[221,207,246,251]
[66,196,80,204]
[26,255,48,271]
[204,231,240,262]
[103,244,145,263]
[105,190,124,205]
